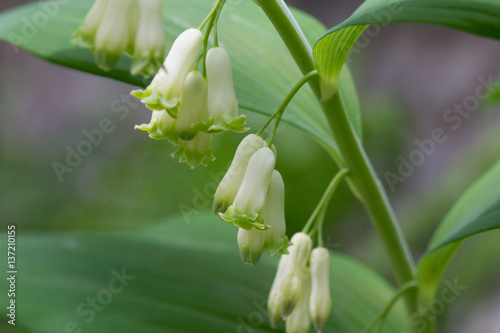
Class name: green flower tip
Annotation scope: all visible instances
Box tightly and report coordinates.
[172,132,214,168]
[238,227,265,265]
[131,56,164,77]
[135,110,179,143]
[219,206,269,230]
[95,49,122,72]
[207,115,250,134]
[72,28,94,49]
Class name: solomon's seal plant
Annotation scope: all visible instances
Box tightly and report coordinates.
[4,0,500,332]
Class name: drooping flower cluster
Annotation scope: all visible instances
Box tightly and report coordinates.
[73,0,166,76]
[73,2,334,332]
[132,29,247,167]
[213,134,289,264]
[268,233,332,333]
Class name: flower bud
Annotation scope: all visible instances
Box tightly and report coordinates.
[268,254,291,328]
[135,110,179,143]
[286,269,312,333]
[132,28,203,115]
[289,233,313,267]
[213,134,264,216]
[131,0,166,76]
[237,227,265,265]
[93,0,137,71]
[173,132,214,168]
[309,247,331,332]
[176,71,207,141]
[205,47,248,133]
[280,233,312,317]
[220,147,275,230]
[262,170,289,255]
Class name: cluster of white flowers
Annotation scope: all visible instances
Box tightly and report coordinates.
[131,28,248,167]
[268,233,332,333]
[73,0,166,76]
[74,2,333,331]
[213,134,289,264]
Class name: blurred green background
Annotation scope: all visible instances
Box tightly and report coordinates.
[1,0,500,332]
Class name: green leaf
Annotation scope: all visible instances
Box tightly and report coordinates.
[0,0,361,160]
[314,0,500,99]
[426,159,500,254]
[417,242,463,306]
[0,214,410,333]
[418,159,500,305]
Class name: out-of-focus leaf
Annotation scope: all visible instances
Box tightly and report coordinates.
[425,159,500,254]
[418,159,500,305]
[0,214,410,332]
[314,0,500,100]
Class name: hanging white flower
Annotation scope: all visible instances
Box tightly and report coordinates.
[220,147,276,230]
[73,0,109,49]
[268,253,291,328]
[262,170,290,255]
[74,0,137,71]
[286,269,312,333]
[280,232,312,317]
[135,110,179,143]
[203,47,248,133]
[131,0,167,76]
[132,28,203,116]
[213,134,264,216]
[176,71,207,141]
[309,247,332,332]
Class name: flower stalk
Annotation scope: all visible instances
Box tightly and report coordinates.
[257,0,418,315]
[256,70,318,145]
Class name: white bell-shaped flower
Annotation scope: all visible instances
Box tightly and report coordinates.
[131,0,166,76]
[309,247,332,332]
[220,147,275,230]
[81,0,137,71]
[268,253,291,328]
[286,269,312,333]
[135,110,179,143]
[237,227,265,265]
[74,0,167,76]
[262,170,289,255]
[132,28,203,116]
[176,71,207,141]
[280,232,312,317]
[204,47,248,133]
[73,0,109,49]
[213,134,264,216]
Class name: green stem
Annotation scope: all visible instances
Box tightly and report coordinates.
[213,0,226,47]
[363,280,418,333]
[197,0,221,30]
[257,70,318,142]
[302,168,349,235]
[258,0,417,315]
[316,208,327,247]
[200,0,226,76]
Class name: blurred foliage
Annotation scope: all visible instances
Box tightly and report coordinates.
[0,215,412,333]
